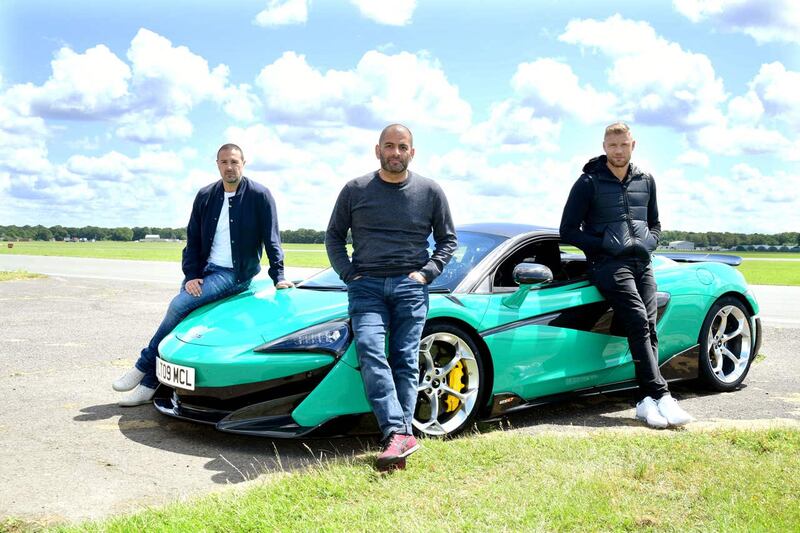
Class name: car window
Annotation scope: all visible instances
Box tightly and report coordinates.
[492,240,588,291]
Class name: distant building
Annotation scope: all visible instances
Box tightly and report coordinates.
[669,240,695,250]
[143,234,161,241]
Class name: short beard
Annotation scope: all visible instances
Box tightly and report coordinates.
[607,157,630,168]
[380,155,407,173]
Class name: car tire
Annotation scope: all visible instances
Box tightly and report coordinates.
[698,296,755,392]
[414,323,487,438]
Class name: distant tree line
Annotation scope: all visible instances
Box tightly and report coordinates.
[0,225,327,244]
[660,230,799,248]
[1,225,796,248]
[0,225,187,242]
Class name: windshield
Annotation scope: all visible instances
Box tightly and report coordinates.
[298,230,507,292]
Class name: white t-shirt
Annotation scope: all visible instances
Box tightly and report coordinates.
[207,191,235,268]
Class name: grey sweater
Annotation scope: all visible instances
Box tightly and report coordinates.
[325,171,457,283]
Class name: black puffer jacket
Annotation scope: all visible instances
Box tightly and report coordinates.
[560,155,661,261]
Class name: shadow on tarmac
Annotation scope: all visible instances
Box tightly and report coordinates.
[72,380,732,486]
[74,402,377,484]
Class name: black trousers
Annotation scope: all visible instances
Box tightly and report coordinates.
[590,257,669,401]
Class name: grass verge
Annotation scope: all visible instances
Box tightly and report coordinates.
[0,242,333,269]
[0,270,45,281]
[736,260,800,286]
[47,428,800,532]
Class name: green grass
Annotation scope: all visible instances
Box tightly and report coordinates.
[4,242,800,284]
[682,251,800,259]
[736,260,800,286]
[38,428,800,532]
[0,270,45,281]
[0,241,333,269]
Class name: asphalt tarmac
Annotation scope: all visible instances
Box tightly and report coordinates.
[1,256,798,526]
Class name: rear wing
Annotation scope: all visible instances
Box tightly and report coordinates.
[655,252,742,267]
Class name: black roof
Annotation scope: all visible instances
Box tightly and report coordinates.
[457,222,556,239]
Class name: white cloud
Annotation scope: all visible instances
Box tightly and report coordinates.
[0,147,194,226]
[692,123,791,156]
[730,162,761,181]
[224,124,313,171]
[658,163,800,232]
[221,84,261,123]
[127,29,229,113]
[255,51,362,124]
[65,149,184,183]
[461,100,561,153]
[677,150,710,167]
[350,0,416,26]
[255,50,471,131]
[511,58,617,124]
[0,101,51,176]
[559,14,727,129]
[463,51,616,154]
[683,62,800,159]
[0,29,256,145]
[727,91,764,125]
[673,0,800,45]
[116,112,193,143]
[25,44,132,119]
[426,152,582,228]
[750,62,800,126]
[254,0,309,27]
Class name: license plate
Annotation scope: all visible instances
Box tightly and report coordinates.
[156,357,196,391]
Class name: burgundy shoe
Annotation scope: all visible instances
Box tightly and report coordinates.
[378,458,406,473]
[376,433,420,470]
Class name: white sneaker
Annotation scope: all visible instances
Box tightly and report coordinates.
[118,384,156,407]
[113,367,146,392]
[636,396,669,429]
[657,394,694,427]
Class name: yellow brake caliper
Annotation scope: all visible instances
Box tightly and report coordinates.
[445,360,466,412]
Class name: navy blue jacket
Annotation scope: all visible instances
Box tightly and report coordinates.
[560,155,661,262]
[182,176,285,285]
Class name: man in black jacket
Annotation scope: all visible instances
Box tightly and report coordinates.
[112,144,293,406]
[560,122,692,429]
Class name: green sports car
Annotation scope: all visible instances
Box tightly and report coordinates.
[154,223,762,438]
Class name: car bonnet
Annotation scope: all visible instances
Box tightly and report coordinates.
[172,281,349,347]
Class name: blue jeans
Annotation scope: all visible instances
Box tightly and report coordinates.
[135,263,251,388]
[347,275,429,439]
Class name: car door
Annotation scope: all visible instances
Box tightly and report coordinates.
[476,238,631,401]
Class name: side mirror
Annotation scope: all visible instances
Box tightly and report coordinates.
[503,263,554,309]
[513,262,553,286]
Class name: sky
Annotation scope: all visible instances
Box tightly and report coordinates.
[1,0,798,234]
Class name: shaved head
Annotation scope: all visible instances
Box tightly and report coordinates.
[379,124,413,147]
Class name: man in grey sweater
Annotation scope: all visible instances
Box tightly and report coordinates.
[325,124,457,471]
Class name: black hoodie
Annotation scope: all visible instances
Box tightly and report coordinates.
[560,155,661,261]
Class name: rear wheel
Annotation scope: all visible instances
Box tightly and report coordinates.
[414,324,486,438]
[698,297,754,391]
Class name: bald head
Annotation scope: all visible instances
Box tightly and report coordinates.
[379,123,413,148]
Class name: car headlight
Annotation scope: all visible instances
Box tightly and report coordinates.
[254,320,352,357]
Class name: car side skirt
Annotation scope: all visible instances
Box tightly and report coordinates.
[485,344,700,417]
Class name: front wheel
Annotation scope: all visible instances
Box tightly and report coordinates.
[698,296,754,391]
[413,324,487,438]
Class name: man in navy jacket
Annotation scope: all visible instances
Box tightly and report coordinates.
[112,143,293,406]
[560,122,693,429]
